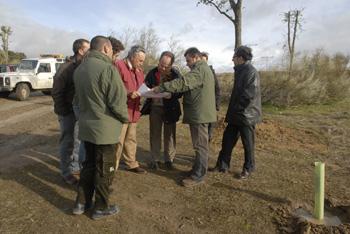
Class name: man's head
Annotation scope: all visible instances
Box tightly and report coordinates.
[108,36,125,62]
[90,36,113,59]
[232,45,253,66]
[127,45,146,70]
[158,51,174,75]
[184,47,202,69]
[200,51,209,62]
[72,39,90,60]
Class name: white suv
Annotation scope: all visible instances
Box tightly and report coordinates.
[0,56,64,100]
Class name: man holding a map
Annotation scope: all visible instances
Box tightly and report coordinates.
[141,51,183,170]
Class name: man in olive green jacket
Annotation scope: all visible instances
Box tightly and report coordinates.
[73,36,128,220]
[154,47,216,187]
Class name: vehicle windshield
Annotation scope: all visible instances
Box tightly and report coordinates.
[18,60,38,71]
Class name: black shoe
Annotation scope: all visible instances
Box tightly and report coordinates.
[164,161,174,170]
[72,202,92,215]
[149,161,160,170]
[208,166,227,173]
[92,205,120,220]
[238,170,250,180]
[127,167,147,174]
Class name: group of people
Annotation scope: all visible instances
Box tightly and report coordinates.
[52,35,262,220]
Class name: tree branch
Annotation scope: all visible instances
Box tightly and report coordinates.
[205,0,235,24]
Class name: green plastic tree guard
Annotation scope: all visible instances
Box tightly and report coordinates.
[314,162,325,220]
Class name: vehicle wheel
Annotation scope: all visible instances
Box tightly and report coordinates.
[42,90,51,95]
[15,83,30,101]
[0,91,10,98]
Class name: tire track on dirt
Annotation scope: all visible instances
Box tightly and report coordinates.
[0,97,52,112]
[0,106,53,129]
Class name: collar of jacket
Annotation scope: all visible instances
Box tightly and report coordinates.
[154,67,179,76]
[191,60,206,70]
[125,58,133,70]
[234,61,251,72]
[123,58,142,72]
[71,55,83,66]
[87,50,112,64]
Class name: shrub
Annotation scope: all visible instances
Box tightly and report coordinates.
[219,50,350,106]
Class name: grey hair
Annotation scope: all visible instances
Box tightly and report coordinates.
[127,45,146,59]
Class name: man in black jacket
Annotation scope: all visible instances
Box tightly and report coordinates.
[52,38,90,185]
[143,51,182,170]
[209,46,262,179]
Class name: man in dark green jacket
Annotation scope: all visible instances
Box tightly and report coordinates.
[153,47,216,187]
[72,36,129,220]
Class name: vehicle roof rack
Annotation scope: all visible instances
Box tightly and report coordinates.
[40,54,64,59]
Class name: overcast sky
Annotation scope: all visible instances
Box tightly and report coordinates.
[1,0,349,71]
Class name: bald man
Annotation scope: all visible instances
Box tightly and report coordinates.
[73,35,129,220]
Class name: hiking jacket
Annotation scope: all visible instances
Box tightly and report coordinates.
[115,59,144,123]
[74,50,128,144]
[159,60,216,124]
[144,67,182,123]
[225,61,262,126]
[52,56,79,116]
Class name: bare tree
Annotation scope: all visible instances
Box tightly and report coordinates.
[133,23,162,69]
[111,27,137,50]
[110,24,161,68]
[109,27,137,58]
[283,9,303,77]
[197,0,242,49]
[167,35,187,73]
[1,26,13,63]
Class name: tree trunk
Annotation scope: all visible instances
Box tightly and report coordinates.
[287,10,300,79]
[199,0,243,49]
[234,6,242,48]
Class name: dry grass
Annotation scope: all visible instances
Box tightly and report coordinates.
[218,51,350,107]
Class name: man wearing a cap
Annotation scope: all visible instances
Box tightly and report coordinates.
[209,45,262,179]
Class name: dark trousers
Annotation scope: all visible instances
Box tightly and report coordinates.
[189,123,209,181]
[216,124,255,172]
[208,122,217,142]
[76,142,116,210]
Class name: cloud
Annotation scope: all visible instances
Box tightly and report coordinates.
[297,11,350,54]
[179,23,195,35]
[0,3,88,57]
[1,0,349,71]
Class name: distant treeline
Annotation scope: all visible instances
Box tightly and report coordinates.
[0,50,26,64]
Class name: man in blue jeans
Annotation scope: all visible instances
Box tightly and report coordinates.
[52,38,90,184]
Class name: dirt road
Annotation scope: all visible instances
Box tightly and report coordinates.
[0,94,349,233]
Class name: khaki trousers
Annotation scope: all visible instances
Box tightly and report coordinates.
[149,106,176,163]
[115,123,139,169]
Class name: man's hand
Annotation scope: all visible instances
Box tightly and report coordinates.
[152,86,160,93]
[130,91,140,99]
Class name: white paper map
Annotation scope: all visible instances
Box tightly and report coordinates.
[138,83,171,98]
